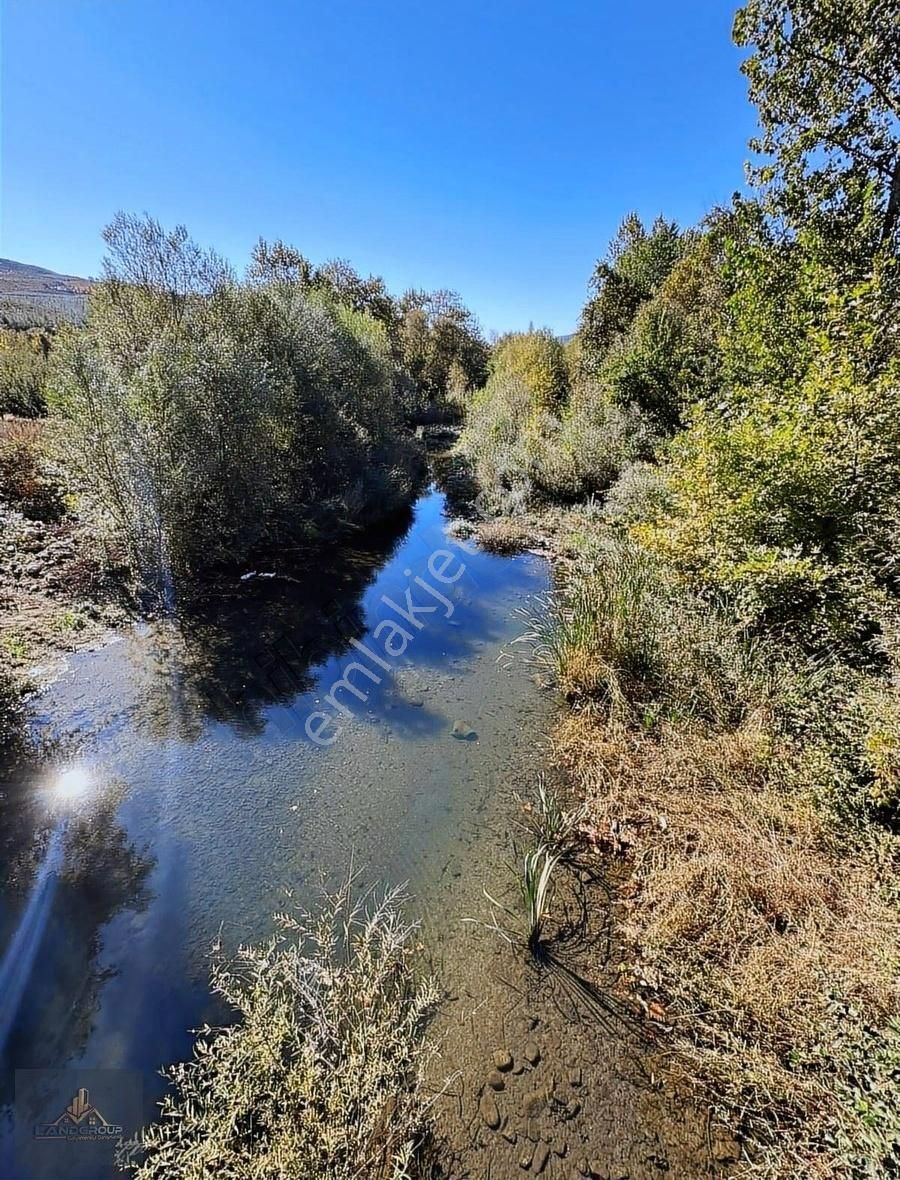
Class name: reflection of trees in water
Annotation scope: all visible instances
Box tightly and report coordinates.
[0,748,155,1095]
[128,507,415,741]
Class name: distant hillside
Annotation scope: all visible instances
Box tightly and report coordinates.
[0,258,92,296]
[0,259,91,327]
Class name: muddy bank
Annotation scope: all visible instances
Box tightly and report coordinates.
[420,763,735,1178]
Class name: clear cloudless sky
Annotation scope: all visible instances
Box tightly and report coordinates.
[1,0,758,335]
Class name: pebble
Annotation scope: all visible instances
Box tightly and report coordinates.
[524,1040,541,1066]
[479,1091,501,1130]
[588,1162,606,1178]
[531,1142,550,1174]
[487,1070,505,1091]
[565,1099,581,1119]
[518,1145,534,1170]
[493,1049,514,1072]
[568,1066,582,1088]
[502,1129,518,1145]
[450,720,477,740]
[522,1090,546,1119]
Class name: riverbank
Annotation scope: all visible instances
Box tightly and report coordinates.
[455,501,900,1178]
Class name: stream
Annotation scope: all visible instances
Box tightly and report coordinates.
[0,484,551,1179]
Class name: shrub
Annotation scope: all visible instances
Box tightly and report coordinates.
[461,353,657,513]
[0,419,66,521]
[603,461,670,527]
[49,214,423,594]
[518,534,795,728]
[0,329,49,416]
[124,881,439,1180]
[634,257,900,652]
[490,329,569,414]
[460,372,538,512]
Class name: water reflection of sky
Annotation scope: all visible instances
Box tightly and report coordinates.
[0,487,549,1180]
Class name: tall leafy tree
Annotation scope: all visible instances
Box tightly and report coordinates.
[734,0,900,249]
[578,214,682,374]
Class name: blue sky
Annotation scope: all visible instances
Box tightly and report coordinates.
[1,0,756,335]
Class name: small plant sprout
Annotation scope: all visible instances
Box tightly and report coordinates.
[517,775,587,856]
[521,845,559,951]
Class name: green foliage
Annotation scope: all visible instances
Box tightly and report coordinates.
[637,256,900,651]
[519,535,789,729]
[0,329,49,417]
[124,881,439,1180]
[459,330,572,511]
[398,289,489,415]
[491,329,569,413]
[247,242,488,420]
[578,214,683,376]
[461,330,658,512]
[733,0,900,252]
[49,214,423,594]
[603,461,670,527]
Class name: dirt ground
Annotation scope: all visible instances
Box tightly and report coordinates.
[0,502,133,686]
[421,784,740,1180]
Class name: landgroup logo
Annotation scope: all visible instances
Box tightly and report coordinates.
[34,1086,124,1141]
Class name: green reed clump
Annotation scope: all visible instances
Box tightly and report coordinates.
[520,846,560,951]
[518,533,797,729]
[517,776,586,857]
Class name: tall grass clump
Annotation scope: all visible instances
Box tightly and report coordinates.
[517,776,587,856]
[519,534,794,728]
[123,880,439,1180]
[520,846,560,951]
[49,214,422,596]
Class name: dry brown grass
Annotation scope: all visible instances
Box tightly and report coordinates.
[555,708,900,1176]
[0,417,65,520]
[475,516,531,555]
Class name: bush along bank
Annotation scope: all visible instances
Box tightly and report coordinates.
[459,3,900,1172]
[45,214,489,607]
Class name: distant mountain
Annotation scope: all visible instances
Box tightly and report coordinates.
[558,332,575,344]
[0,258,92,296]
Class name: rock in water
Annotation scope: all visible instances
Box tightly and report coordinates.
[451,720,477,740]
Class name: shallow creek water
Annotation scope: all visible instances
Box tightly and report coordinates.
[0,485,553,1178]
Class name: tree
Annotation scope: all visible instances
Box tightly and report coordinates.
[397,288,488,407]
[578,215,683,374]
[734,0,900,250]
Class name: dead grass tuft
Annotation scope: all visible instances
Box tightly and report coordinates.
[555,708,900,1174]
[476,516,531,555]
